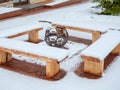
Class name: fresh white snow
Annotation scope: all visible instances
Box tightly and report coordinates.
[0,1,120,90]
[81,30,120,60]
[0,7,21,14]
[51,20,108,32]
[0,38,69,61]
[45,0,69,6]
[0,22,43,38]
[38,41,87,58]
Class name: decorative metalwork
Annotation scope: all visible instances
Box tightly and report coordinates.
[45,25,69,48]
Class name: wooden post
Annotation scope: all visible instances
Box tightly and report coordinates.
[111,44,120,55]
[46,60,60,79]
[28,30,39,43]
[6,53,12,62]
[92,32,101,43]
[81,56,104,76]
[0,51,7,64]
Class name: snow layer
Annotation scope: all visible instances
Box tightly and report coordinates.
[0,22,43,38]
[0,7,21,14]
[45,0,69,6]
[39,41,87,58]
[0,38,68,61]
[81,30,120,60]
[51,20,107,32]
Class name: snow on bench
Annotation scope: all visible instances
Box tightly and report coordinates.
[0,7,23,20]
[51,21,104,43]
[45,0,69,6]
[0,7,21,14]
[81,30,120,76]
[0,38,68,79]
[0,23,43,43]
[51,20,108,33]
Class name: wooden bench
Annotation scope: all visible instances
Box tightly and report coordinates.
[80,30,120,76]
[52,22,105,43]
[0,7,23,20]
[0,38,68,79]
[0,23,43,43]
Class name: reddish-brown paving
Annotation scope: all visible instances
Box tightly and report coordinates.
[0,59,66,81]
[69,36,92,45]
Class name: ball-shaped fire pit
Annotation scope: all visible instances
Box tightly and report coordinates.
[45,25,69,48]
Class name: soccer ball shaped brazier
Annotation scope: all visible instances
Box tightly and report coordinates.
[45,25,69,48]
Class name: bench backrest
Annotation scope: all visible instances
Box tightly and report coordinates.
[0,38,68,62]
[81,30,120,61]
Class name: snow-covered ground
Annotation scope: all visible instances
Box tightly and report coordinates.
[0,1,120,90]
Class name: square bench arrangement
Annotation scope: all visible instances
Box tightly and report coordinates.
[0,22,69,79]
[0,21,120,79]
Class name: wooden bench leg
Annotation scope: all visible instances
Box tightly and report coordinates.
[46,60,60,79]
[0,51,7,64]
[28,30,39,43]
[84,60,104,76]
[81,56,104,76]
[0,51,12,64]
[92,32,101,43]
[6,53,12,62]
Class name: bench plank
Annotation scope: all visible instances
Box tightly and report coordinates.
[0,23,42,38]
[0,23,43,43]
[0,7,23,20]
[0,38,68,62]
[0,38,68,78]
[81,30,120,76]
[52,23,102,43]
[81,30,120,61]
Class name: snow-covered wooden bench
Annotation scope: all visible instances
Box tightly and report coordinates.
[45,0,69,7]
[81,30,120,76]
[0,23,42,43]
[0,38,68,79]
[0,7,23,20]
[52,22,106,43]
